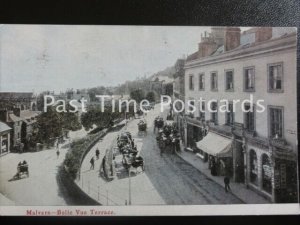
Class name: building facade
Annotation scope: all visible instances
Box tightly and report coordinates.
[173,59,186,140]
[0,122,12,156]
[184,27,298,203]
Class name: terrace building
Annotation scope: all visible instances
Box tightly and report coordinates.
[183,27,298,203]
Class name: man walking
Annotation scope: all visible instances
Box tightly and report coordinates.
[224,176,231,193]
[90,157,95,170]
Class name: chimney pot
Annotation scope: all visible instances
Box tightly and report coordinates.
[224,27,241,51]
[255,27,272,43]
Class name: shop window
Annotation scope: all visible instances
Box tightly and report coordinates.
[262,154,272,194]
[249,149,258,185]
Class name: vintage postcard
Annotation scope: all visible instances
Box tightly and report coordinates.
[0,25,299,216]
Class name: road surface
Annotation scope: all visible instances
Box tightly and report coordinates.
[79,103,243,205]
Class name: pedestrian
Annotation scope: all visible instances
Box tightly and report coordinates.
[56,149,60,158]
[90,157,95,170]
[95,148,100,160]
[131,139,135,148]
[224,176,231,193]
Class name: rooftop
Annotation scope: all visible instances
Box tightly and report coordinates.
[0,122,12,133]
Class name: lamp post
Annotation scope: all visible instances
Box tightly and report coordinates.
[128,169,131,205]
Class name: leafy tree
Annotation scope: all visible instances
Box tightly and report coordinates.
[81,106,121,131]
[35,105,81,144]
[130,89,145,103]
[146,91,156,102]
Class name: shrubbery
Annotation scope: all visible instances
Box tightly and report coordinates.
[64,133,103,179]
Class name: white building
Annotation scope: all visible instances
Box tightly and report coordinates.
[183,27,298,203]
[0,122,12,156]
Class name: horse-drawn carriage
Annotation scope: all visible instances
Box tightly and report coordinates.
[14,162,29,179]
[122,152,145,172]
[116,131,145,173]
[156,122,181,155]
[138,120,147,136]
[117,132,131,149]
[153,116,164,133]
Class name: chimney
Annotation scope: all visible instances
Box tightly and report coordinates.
[224,27,241,51]
[0,109,8,122]
[255,27,272,43]
[13,108,21,117]
[198,34,218,58]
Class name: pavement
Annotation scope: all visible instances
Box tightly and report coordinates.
[175,147,270,204]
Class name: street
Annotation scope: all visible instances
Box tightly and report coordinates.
[79,104,243,205]
[0,128,90,205]
[0,104,242,205]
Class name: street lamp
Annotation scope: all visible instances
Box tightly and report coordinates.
[128,169,131,205]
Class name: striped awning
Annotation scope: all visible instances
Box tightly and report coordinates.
[196,132,232,157]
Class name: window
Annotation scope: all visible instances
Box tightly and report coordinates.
[211,72,218,91]
[189,75,194,90]
[225,70,234,91]
[189,100,195,118]
[244,104,255,132]
[199,101,205,121]
[210,101,218,124]
[244,67,255,91]
[249,150,258,185]
[199,73,205,90]
[268,63,283,92]
[269,107,283,138]
[225,103,234,126]
[262,154,272,194]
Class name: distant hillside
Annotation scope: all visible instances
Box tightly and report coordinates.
[148,66,176,81]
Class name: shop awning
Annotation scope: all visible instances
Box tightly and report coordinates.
[196,132,232,157]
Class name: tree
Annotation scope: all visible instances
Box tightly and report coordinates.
[130,89,145,103]
[146,91,156,102]
[81,106,121,131]
[35,106,81,145]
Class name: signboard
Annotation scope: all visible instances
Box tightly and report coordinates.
[274,170,280,189]
[280,164,287,189]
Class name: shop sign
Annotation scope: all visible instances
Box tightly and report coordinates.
[280,164,286,189]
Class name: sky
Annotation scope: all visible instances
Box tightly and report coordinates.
[0,25,249,94]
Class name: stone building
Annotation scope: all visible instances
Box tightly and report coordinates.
[184,27,298,203]
[0,122,12,156]
[0,110,23,151]
[172,58,186,140]
[0,92,37,111]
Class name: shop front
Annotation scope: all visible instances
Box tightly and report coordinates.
[246,140,298,203]
[196,131,233,177]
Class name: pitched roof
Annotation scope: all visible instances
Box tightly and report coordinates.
[8,113,23,122]
[0,92,34,100]
[0,122,12,133]
[19,110,41,120]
